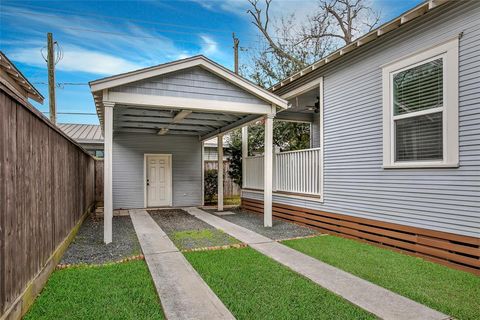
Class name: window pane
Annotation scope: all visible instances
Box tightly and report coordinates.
[395,112,443,161]
[393,58,443,115]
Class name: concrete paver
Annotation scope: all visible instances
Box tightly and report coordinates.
[130,209,235,320]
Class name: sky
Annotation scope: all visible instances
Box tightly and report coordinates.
[0,0,422,125]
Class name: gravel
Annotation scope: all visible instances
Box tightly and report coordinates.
[149,209,240,250]
[210,207,319,241]
[60,216,141,265]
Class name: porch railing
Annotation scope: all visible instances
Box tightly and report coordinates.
[244,148,321,196]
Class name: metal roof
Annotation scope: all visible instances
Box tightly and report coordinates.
[58,123,103,144]
[270,0,450,92]
[0,51,44,103]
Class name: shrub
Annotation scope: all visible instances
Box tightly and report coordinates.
[204,169,218,204]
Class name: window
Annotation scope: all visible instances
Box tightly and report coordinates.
[382,38,459,168]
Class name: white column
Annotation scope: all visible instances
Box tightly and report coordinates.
[103,102,114,244]
[264,114,274,227]
[241,126,248,189]
[217,134,224,212]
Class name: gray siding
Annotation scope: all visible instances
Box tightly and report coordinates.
[113,133,202,208]
[111,66,268,105]
[244,1,480,238]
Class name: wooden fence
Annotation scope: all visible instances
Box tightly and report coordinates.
[0,85,96,318]
[204,160,240,197]
[95,160,104,203]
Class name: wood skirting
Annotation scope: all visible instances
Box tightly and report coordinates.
[241,198,480,275]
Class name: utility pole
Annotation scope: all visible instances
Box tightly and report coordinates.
[232,33,239,75]
[47,32,56,124]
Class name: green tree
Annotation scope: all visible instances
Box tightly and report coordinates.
[227,120,310,186]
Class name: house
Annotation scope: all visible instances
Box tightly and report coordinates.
[89,0,479,273]
[58,123,104,157]
[241,0,480,273]
[89,56,289,244]
[0,51,44,104]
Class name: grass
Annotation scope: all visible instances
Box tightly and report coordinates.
[283,235,480,320]
[171,229,240,250]
[25,260,164,320]
[205,195,241,206]
[184,247,375,320]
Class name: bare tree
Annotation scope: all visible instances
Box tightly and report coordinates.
[244,0,381,87]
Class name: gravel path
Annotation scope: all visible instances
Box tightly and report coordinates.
[209,208,319,240]
[60,216,141,265]
[149,209,240,250]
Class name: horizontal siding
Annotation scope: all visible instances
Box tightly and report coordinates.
[111,66,267,105]
[245,1,480,238]
[113,133,202,208]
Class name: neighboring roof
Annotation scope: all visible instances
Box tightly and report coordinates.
[271,0,450,92]
[58,123,103,144]
[204,136,230,148]
[90,55,288,127]
[0,51,44,103]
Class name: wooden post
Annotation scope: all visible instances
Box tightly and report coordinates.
[232,33,239,75]
[217,134,224,211]
[103,102,114,244]
[47,33,56,124]
[241,126,248,188]
[264,113,274,227]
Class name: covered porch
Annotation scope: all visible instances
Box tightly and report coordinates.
[89,56,288,243]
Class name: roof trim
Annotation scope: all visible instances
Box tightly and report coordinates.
[270,0,450,92]
[0,51,44,103]
[90,55,287,109]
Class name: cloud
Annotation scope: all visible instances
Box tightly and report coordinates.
[199,35,219,56]
[1,5,231,76]
[10,45,144,75]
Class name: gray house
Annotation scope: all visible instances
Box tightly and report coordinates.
[90,0,479,273]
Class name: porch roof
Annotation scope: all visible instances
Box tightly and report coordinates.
[89,55,288,140]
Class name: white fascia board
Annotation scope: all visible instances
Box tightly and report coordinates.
[200,114,263,142]
[107,91,273,115]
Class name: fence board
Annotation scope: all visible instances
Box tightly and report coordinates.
[0,86,96,317]
[204,161,240,197]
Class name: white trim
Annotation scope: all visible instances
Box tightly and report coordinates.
[143,154,173,208]
[280,77,323,100]
[241,126,248,189]
[217,134,224,212]
[241,189,324,203]
[103,104,113,244]
[318,77,324,202]
[201,141,205,206]
[90,56,288,109]
[263,112,274,227]
[107,91,274,115]
[382,38,459,168]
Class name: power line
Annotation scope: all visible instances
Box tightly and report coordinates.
[41,111,97,115]
[4,6,293,43]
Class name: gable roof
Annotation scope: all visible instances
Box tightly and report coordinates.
[271,0,450,92]
[90,55,287,109]
[0,51,44,103]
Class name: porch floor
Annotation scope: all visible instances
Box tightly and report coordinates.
[185,207,449,320]
[129,209,234,320]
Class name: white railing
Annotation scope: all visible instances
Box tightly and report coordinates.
[244,148,321,196]
[244,155,264,190]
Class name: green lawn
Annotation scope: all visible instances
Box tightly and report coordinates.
[184,247,374,320]
[171,229,240,250]
[283,235,480,320]
[25,260,164,320]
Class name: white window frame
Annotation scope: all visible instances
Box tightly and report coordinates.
[382,38,459,168]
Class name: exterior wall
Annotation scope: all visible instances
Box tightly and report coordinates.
[244,1,480,238]
[112,133,202,208]
[111,66,268,106]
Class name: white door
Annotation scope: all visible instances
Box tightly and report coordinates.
[146,155,172,207]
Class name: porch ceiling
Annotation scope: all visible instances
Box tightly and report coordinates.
[113,105,253,138]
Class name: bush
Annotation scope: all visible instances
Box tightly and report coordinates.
[204,169,218,204]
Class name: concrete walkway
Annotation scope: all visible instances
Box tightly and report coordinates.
[129,210,235,320]
[186,207,450,320]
